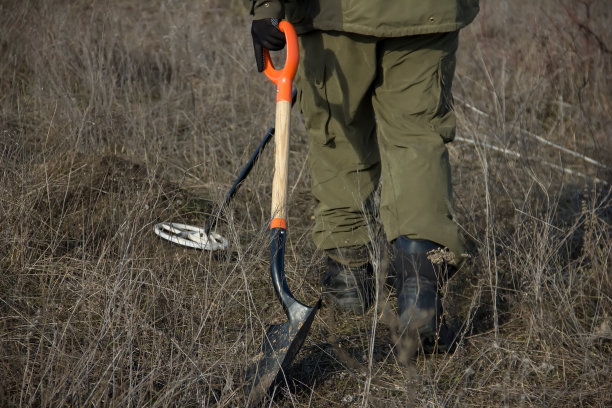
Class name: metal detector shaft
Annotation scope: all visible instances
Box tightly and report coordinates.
[204,89,298,236]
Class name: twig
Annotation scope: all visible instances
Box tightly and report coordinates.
[457,98,610,170]
[454,136,609,185]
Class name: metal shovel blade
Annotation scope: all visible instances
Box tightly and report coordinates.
[244,300,320,405]
[244,228,321,406]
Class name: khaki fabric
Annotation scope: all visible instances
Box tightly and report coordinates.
[297,30,465,263]
[251,1,479,37]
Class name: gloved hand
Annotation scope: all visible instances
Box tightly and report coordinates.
[251,18,286,72]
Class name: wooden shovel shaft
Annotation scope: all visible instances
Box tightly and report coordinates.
[264,20,297,231]
[270,100,291,228]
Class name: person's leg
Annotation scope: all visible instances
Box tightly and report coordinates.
[297,31,379,313]
[373,31,464,353]
[373,31,464,261]
[298,30,380,250]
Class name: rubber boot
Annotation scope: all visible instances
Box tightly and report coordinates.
[321,246,375,315]
[393,237,457,354]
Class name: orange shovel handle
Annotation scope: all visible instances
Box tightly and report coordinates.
[263,21,298,103]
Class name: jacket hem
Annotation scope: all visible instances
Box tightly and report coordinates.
[293,21,471,37]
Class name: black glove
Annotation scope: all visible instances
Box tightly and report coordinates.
[251,18,286,72]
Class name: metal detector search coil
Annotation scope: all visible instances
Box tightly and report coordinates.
[153,222,228,251]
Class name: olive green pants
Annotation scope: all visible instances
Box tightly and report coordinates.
[297,30,465,263]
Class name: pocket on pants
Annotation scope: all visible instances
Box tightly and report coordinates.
[298,57,334,146]
[431,53,457,143]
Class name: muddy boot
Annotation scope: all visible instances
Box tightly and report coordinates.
[321,246,375,315]
[392,237,457,354]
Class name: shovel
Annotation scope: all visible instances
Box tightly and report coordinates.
[245,21,321,405]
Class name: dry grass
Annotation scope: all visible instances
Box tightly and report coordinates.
[1,0,610,406]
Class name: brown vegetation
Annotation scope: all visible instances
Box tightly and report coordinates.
[1,0,610,406]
